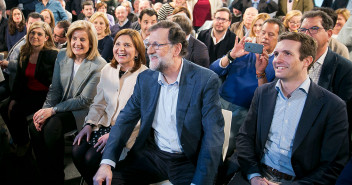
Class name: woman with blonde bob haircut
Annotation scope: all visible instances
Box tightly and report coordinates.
[283,10,302,32]
[72,29,147,185]
[40,9,55,30]
[333,8,350,38]
[90,12,114,62]
[1,21,58,157]
[29,20,106,185]
[249,13,270,43]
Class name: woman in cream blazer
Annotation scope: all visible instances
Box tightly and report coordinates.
[72,29,147,185]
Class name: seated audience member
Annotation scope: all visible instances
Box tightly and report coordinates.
[35,0,68,23]
[40,9,55,30]
[230,0,278,15]
[332,8,350,38]
[111,6,131,38]
[93,20,224,185]
[78,1,95,21]
[157,0,186,21]
[187,0,222,31]
[53,20,70,49]
[133,0,139,13]
[283,10,302,32]
[198,8,236,64]
[230,7,258,39]
[312,7,349,59]
[1,21,58,156]
[137,8,157,40]
[1,12,44,92]
[58,0,72,22]
[230,1,244,24]
[337,13,352,59]
[248,13,270,43]
[277,0,313,16]
[96,2,115,28]
[6,7,26,52]
[130,0,153,30]
[233,31,349,185]
[172,6,192,20]
[0,7,8,57]
[336,158,352,185]
[72,29,147,185]
[153,2,163,13]
[170,14,209,67]
[29,20,106,185]
[90,12,114,62]
[121,1,138,23]
[299,10,352,150]
[210,19,284,157]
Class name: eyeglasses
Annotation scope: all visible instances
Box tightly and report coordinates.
[298,26,325,35]
[53,33,65,39]
[144,41,172,50]
[215,17,229,23]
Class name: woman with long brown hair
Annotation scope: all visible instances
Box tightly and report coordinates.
[6,7,26,50]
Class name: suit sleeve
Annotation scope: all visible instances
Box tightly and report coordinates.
[192,73,225,185]
[102,73,142,164]
[236,87,261,176]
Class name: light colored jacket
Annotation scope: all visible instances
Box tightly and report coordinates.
[84,63,147,149]
[43,49,107,128]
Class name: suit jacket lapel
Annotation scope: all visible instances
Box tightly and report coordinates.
[318,49,336,90]
[292,82,325,153]
[176,60,196,138]
[60,57,74,100]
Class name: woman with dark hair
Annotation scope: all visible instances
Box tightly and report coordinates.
[29,20,106,185]
[6,7,26,50]
[1,21,57,156]
[72,29,147,185]
[40,9,55,30]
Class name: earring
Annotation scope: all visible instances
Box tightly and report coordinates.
[134,55,138,61]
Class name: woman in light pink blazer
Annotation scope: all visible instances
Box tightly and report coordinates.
[72,29,147,185]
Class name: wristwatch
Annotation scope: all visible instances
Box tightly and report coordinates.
[227,51,234,63]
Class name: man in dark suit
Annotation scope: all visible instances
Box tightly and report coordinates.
[169,14,210,68]
[93,21,224,185]
[321,0,352,10]
[198,8,236,64]
[233,32,349,185]
[299,10,352,150]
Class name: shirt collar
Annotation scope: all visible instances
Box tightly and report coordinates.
[275,76,310,98]
[157,59,183,86]
[211,28,227,45]
[315,47,328,66]
[118,19,129,27]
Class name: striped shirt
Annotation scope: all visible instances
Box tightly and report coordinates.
[157,3,175,21]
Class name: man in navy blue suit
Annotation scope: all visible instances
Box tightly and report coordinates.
[93,20,225,185]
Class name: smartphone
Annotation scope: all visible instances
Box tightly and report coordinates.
[0,53,4,61]
[244,42,264,54]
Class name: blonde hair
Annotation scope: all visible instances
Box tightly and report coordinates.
[249,13,270,37]
[89,12,111,36]
[283,10,302,29]
[336,8,350,22]
[20,22,57,66]
[40,9,55,29]
[66,20,100,60]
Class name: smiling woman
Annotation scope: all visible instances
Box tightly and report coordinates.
[29,20,106,185]
[90,12,114,62]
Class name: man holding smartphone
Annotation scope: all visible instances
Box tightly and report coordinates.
[210,18,284,158]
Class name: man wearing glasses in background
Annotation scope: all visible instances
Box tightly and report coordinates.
[197,8,236,65]
[298,10,352,152]
[53,20,70,49]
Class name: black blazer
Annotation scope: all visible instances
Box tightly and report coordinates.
[185,35,210,68]
[231,0,278,13]
[11,49,58,100]
[322,0,349,10]
[236,80,349,184]
[197,28,236,64]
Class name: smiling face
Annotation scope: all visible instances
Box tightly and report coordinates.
[334,14,347,33]
[29,27,48,48]
[288,15,301,32]
[139,14,157,38]
[273,39,310,82]
[92,16,107,36]
[41,11,52,25]
[115,6,128,23]
[258,22,280,54]
[12,9,22,24]
[71,29,90,59]
[113,34,137,67]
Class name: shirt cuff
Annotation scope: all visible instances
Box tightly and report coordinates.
[248,173,262,181]
[219,57,229,68]
[101,159,116,168]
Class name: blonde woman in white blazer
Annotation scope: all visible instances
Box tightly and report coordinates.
[72,29,147,185]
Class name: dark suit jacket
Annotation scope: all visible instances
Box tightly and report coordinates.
[318,49,352,131]
[236,80,349,184]
[11,49,58,101]
[103,60,225,185]
[197,28,236,64]
[322,0,349,10]
[277,0,314,16]
[185,36,210,68]
[230,0,278,13]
